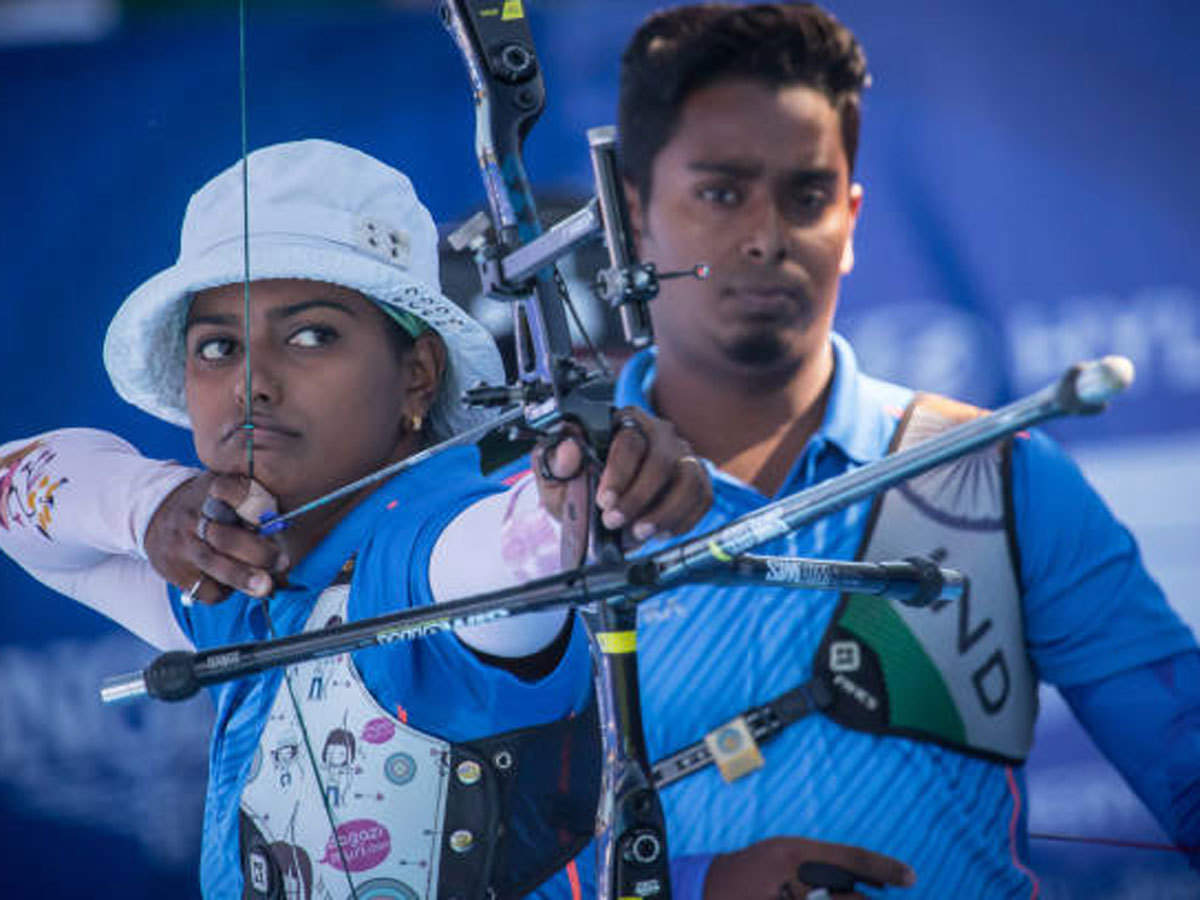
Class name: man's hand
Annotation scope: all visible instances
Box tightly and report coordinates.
[534,406,712,544]
[144,473,287,604]
[704,836,916,899]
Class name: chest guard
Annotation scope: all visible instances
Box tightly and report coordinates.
[813,394,1038,764]
[238,564,599,900]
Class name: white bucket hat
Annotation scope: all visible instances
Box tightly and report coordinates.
[103,138,504,440]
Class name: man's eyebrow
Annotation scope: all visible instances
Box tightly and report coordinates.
[688,160,764,178]
[788,168,840,182]
[687,161,840,181]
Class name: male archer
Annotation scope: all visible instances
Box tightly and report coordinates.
[577,3,1200,897]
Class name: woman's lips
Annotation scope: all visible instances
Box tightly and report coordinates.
[223,421,302,448]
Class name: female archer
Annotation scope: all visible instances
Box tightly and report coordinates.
[0,138,711,899]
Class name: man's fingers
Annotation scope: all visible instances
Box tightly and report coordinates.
[810,842,916,888]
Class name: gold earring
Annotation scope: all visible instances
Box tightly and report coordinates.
[411,413,423,432]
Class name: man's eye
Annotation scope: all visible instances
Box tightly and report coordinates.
[698,185,742,207]
[196,337,236,361]
[288,325,337,348]
[786,186,832,218]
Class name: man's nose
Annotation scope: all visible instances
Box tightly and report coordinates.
[738,199,788,264]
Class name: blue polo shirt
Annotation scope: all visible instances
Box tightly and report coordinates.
[170,446,594,898]
[538,335,1194,899]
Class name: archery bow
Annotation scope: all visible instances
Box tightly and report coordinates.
[96,1,1188,894]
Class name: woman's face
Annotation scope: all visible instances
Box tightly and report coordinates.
[184,278,441,512]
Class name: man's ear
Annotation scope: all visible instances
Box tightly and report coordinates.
[840,182,864,275]
[406,331,447,419]
[623,179,645,255]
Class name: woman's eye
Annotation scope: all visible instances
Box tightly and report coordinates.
[288,325,337,348]
[195,337,236,361]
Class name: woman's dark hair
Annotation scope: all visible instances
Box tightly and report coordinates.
[322,727,356,764]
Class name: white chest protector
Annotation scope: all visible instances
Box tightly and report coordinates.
[237,562,599,900]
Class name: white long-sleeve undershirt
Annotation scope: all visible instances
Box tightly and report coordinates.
[0,428,567,656]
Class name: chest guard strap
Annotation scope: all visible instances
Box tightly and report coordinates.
[814,393,1036,764]
[651,394,1038,790]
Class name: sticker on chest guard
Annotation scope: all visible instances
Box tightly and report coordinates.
[703,715,764,783]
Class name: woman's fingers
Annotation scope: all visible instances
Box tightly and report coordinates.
[189,519,280,599]
[530,408,713,543]
[207,474,278,526]
[146,472,285,603]
[597,407,711,540]
[624,455,710,541]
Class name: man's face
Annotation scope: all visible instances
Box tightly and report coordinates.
[631,78,862,382]
[184,279,423,511]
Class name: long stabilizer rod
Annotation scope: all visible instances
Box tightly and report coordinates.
[100,356,1132,704]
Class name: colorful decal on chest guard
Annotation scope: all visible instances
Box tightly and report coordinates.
[384,752,417,786]
[322,819,391,874]
[351,878,420,900]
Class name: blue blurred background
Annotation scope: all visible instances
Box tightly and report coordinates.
[0,0,1197,896]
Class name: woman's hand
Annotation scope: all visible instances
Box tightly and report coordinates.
[534,406,712,544]
[144,473,287,603]
[705,836,916,899]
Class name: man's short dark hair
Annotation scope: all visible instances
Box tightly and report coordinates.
[618,2,870,202]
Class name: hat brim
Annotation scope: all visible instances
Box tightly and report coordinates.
[103,236,505,439]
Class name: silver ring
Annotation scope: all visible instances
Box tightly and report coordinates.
[616,414,643,433]
[614,413,649,448]
[195,514,211,543]
[182,578,203,608]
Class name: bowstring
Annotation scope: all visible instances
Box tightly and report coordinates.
[238,0,253,482]
[236,2,358,895]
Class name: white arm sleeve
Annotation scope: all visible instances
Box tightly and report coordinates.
[0,429,197,650]
[429,474,570,658]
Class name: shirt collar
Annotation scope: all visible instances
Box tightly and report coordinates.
[614,332,878,467]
